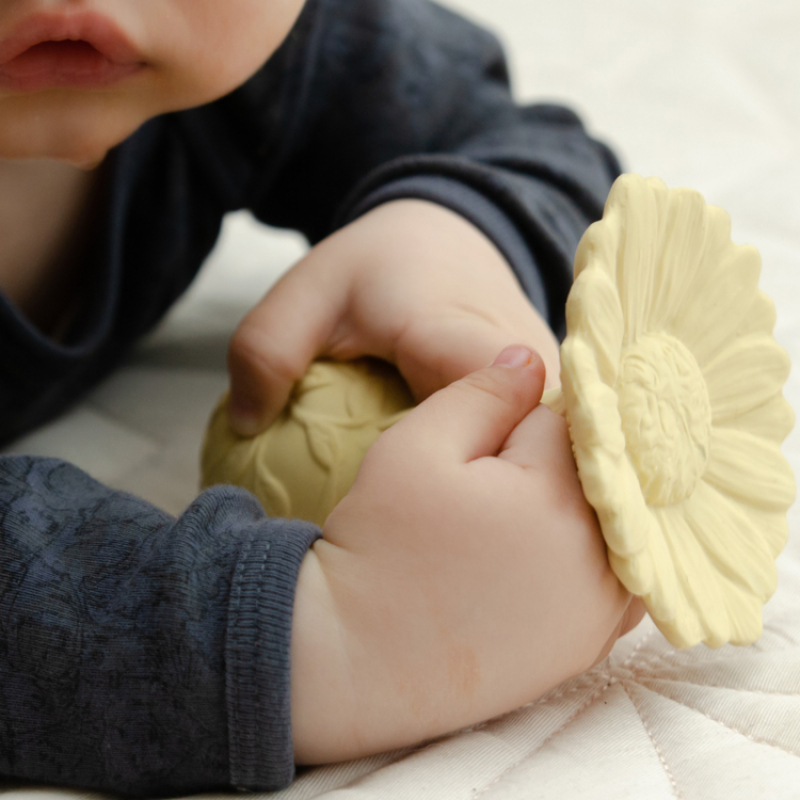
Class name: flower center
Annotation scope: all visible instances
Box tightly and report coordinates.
[617,332,712,506]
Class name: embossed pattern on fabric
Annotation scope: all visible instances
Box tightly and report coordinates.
[0,456,320,796]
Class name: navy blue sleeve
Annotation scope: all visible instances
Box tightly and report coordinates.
[0,456,321,796]
[246,0,621,339]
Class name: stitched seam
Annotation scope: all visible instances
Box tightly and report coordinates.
[470,629,656,798]
[634,674,800,699]
[650,691,800,758]
[472,664,615,799]
[229,534,254,785]
[253,543,269,759]
[621,681,682,799]
[624,639,799,671]
[619,629,656,669]
[510,672,606,708]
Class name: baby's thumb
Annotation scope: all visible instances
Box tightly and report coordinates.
[399,345,545,464]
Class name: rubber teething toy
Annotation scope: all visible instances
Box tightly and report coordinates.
[202,358,413,528]
[538,174,795,648]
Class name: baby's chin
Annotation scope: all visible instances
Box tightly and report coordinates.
[0,70,251,165]
[0,89,151,164]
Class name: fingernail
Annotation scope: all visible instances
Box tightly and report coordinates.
[491,345,534,368]
[228,402,262,437]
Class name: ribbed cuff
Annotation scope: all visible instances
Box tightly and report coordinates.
[226,517,322,791]
[343,174,550,326]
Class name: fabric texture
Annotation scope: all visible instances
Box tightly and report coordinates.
[0,456,321,795]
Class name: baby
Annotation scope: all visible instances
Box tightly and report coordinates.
[0,0,643,794]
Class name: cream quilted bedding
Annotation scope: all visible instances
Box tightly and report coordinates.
[3,0,799,797]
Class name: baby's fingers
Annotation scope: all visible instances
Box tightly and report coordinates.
[499,402,575,473]
[384,345,545,465]
[227,249,348,435]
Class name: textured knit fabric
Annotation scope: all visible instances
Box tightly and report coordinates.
[0,0,619,795]
[0,457,321,795]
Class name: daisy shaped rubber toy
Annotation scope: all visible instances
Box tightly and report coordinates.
[541,174,795,649]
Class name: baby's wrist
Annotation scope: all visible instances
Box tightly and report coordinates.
[290,544,361,764]
[290,534,448,764]
[290,536,437,764]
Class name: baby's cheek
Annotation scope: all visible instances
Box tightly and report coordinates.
[140,0,306,110]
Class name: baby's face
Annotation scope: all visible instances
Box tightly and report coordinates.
[0,0,307,166]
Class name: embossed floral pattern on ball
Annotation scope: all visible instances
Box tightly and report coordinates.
[542,174,796,649]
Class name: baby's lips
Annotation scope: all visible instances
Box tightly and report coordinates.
[0,10,143,67]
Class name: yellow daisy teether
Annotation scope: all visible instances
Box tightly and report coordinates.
[542,174,795,649]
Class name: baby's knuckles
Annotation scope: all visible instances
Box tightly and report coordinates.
[324,430,462,557]
[457,366,539,417]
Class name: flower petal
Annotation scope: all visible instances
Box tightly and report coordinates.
[541,387,566,415]
[655,506,731,647]
[736,290,777,339]
[654,615,704,650]
[703,334,791,423]
[604,175,665,344]
[608,540,653,596]
[643,568,705,649]
[608,504,680,622]
[704,427,796,512]
[718,578,764,646]
[587,452,652,557]
[671,243,762,365]
[561,336,626,456]
[573,216,619,283]
[717,393,795,444]
[683,480,777,602]
[700,205,734,269]
[745,508,790,559]
[565,267,624,386]
[662,206,729,340]
[648,188,709,331]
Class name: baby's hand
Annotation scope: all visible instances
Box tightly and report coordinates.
[290,347,644,764]
[226,199,561,435]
